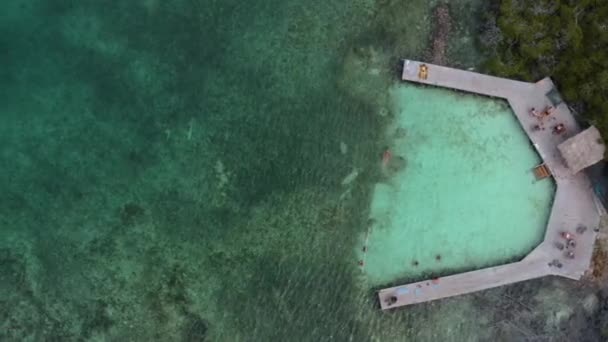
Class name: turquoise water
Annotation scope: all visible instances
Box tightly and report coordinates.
[1,1,602,341]
[0,1,447,340]
[360,84,556,285]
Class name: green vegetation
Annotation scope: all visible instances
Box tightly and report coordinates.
[482,0,608,137]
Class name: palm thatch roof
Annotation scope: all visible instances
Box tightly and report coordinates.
[558,126,605,174]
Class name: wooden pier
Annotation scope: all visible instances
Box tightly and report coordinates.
[378,60,602,310]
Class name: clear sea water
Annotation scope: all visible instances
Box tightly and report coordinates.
[1,1,601,341]
[359,84,555,286]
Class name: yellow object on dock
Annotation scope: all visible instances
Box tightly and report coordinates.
[533,163,551,180]
[418,64,428,80]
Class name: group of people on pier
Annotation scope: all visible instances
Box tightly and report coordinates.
[530,106,566,135]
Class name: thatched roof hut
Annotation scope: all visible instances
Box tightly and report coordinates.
[558,126,605,174]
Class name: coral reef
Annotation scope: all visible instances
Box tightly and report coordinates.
[2,0,607,340]
[338,45,391,112]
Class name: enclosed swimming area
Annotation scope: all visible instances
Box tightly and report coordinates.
[358,84,556,286]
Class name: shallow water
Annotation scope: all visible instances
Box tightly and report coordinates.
[0,0,438,340]
[2,0,594,341]
[360,84,556,285]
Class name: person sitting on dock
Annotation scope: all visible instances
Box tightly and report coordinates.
[566,251,575,259]
[418,64,428,80]
[530,107,542,118]
[553,123,566,135]
[543,106,555,116]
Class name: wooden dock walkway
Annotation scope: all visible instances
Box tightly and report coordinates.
[380,260,550,309]
[378,60,602,310]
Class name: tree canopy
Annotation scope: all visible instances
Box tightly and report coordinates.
[483,0,608,138]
